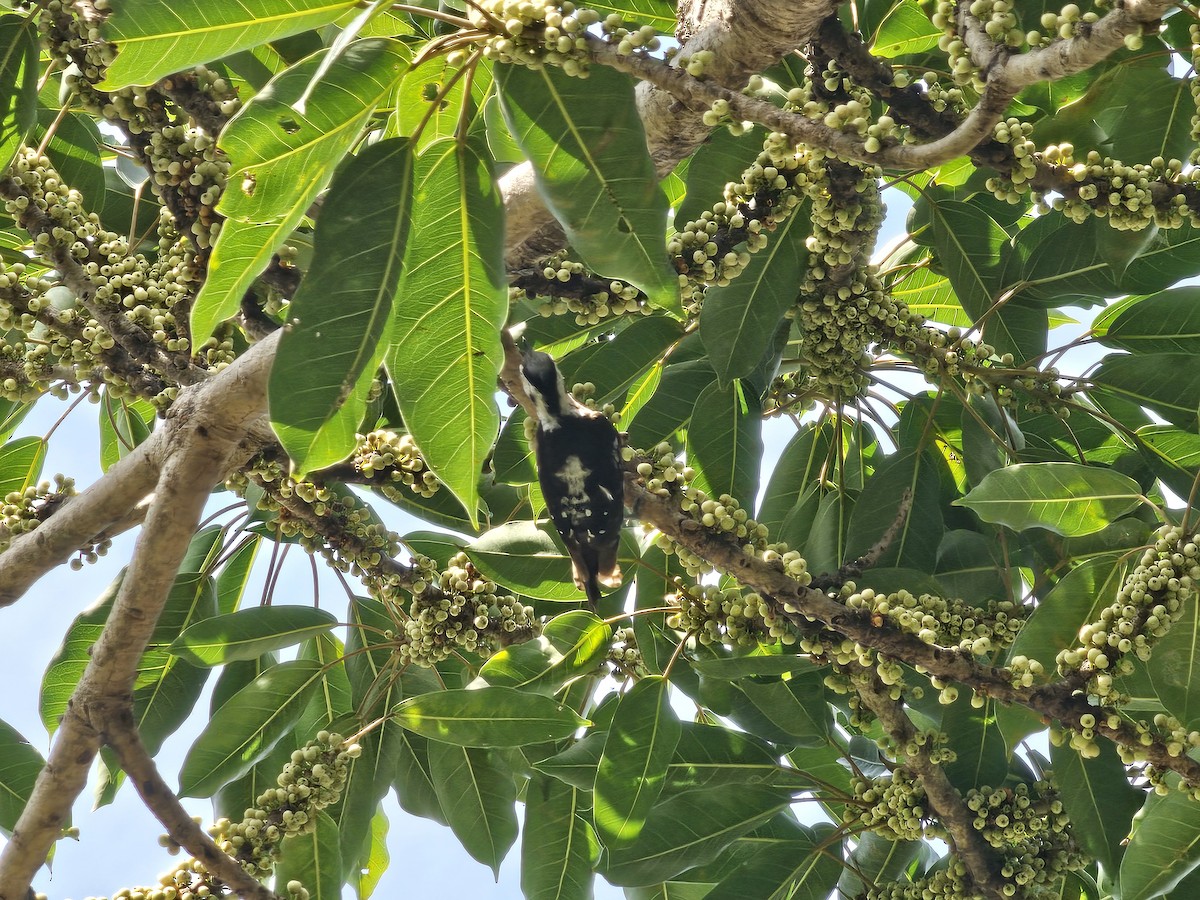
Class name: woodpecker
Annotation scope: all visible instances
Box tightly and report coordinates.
[519,349,624,607]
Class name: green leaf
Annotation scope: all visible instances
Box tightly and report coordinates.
[603,784,792,886]
[668,722,809,793]
[935,530,1007,603]
[496,63,678,311]
[521,774,599,900]
[707,826,842,900]
[387,138,507,527]
[0,718,44,839]
[700,206,808,386]
[270,138,414,474]
[392,686,588,746]
[583,0,676,31]
[467,520,584,602]
[169,606,337,666]
[190,211,306,343]
[178,659,323,797]
[273,810,343,900]
[845,448,943,570]
[939,697,1007,792]
[926,198,1007,321]
[1091,352,1200,429]
[215,535,261,614]
[1149,600,1200,731]
[756,422,837,536]
[626,360,716,448]
[558,316,683,405]
[356,807,391,900]
[102,0,359,89]
[729,673,829,748]
[1051,739,1143,874]
[685,381,762,505]
[296,633,352,737]
[477,610,612,692]
[1120,783,1200,900]
[218,40,408,224]
[393,731,446,825]
[675,128,759,228]
[871,2,941,57]
[0,435,44,497]
[431,745,518,876]
[0,15,38,174]
[1095,288,1200,354]
[99,394,154,473]
[1094,68,1193,163]
[1121,221,1200,294]
[594,676,681,849]
[837,832,924,899]
[956,463,1143,536]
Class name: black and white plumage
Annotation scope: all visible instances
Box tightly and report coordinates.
[519,350,624,607]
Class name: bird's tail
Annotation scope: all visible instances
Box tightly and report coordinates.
[584,573,603,610]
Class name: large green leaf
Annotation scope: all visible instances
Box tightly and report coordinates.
[102,0,358,89]
[190,211,307,343]
[194,40,409,339]
[496,63,678,311]
[1095,288,1200,354]
[178,658,323,797]
[603,784,792,886]
[273,810,343,900]
[0,15,39,174]
[870,1,940,57]
[667,723,812,793]
[392,686,588,746]
[521,774,599,900]
[956,463,1143,536]
[700,207,808,386]
[467,520,584,602]
[0,718,44,839]
[626,359,716,448]
[99,394,154,473]
[939,697,1007,792]
[387,138,506,527]
[356,807,391,900]
[685,381,762,505]
[1120,784,1200,900]
[217,40,408,224]
[431,745,518,876]
[169,606,338,666]
[1149,601,1200,732]
[1050,739,1143,875]
[1093,68,1193,163]
[594,676,680,849]
[1091,352,1200,430]
[270,138,414,473]
[836,831,924,899]
[756,422,836,536]
[707,824,842,900]
[0,435,44,497]
[477,610,612,692]
[845,448,943,570]
[926,198,1006,321]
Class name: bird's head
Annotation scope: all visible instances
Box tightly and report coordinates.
[519,349,569,421]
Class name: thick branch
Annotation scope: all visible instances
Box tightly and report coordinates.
[0,332,280,608]
[105,723,281,900]
[0,432,239,899]
[626,475,1200,784]
[857,677,1008,900]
